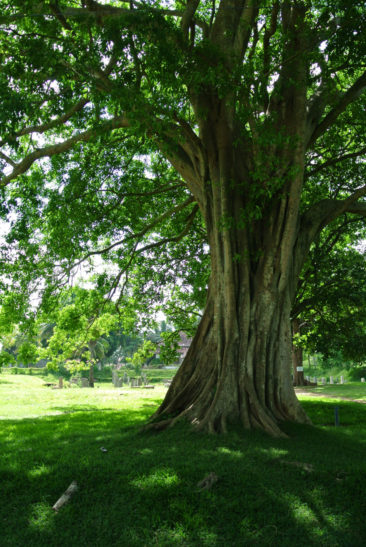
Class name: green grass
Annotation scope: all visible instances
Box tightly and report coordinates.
[307,382,366,401]
[1,374,366,546]
[143,367,178,383]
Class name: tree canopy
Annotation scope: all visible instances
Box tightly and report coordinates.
[1,0,366,435]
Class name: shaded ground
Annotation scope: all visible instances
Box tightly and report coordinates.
[1,374,366,546]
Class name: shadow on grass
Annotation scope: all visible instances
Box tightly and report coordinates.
[1,399,366,546]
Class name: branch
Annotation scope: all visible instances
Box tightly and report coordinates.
[308,71,366,148]
[0,116,129,187]
[344,201,366,216]
[136,203,199,254]
[295,187,366,285]
[0,99,89,147]
[74,195,196,265]
[113,204,199,304]
[110,182,185,199]
[261,1,279,110]
[0,150,16,167]
[181,0,200,41]
[0,2,209,33]
[306,146,366,177]
[233,0,258,59]
[301,186,366,243]
[49,1,72,30]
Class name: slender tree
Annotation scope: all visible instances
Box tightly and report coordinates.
[0,1,366,435]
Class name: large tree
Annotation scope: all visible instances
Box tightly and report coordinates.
[0,1,366,435]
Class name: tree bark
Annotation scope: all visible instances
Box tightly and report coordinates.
[150,256,310,436]
[149,144,312,435]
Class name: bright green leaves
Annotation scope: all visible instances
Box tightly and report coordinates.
[0,350,15,367]
[158,330,180,365]
[57,305,88,332]
[16,341,38,367]
[37,286,119,372]
[126,339,157,374]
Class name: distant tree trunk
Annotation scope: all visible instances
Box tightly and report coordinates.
[89,363,94,388]
[88,341,96,388]
[292,318,306,386]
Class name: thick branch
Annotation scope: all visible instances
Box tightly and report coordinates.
[261,1,279,109]
[294,189,366,289]
[181,0,200,40]
[0,1,208,32]
[302,187,366,235]
[345,201,366,216]
[233,0,258,59]
[308,71,366,148]
[211,0,243,50]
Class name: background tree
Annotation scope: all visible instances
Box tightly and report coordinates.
[38,287,118,386]
[0,1,366,435]
[126,339,157,375]
[292,223,366,384]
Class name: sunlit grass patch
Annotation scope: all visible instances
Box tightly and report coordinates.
[297,382,366,401]
[132,468,180,490]
[28,502,55,532]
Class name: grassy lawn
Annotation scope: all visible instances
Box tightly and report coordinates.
[1,374,366,546]
[305,382,366,401]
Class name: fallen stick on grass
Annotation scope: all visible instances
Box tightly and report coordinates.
[197,472,218,490]
[52,481,78,512]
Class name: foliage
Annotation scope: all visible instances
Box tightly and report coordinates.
[37,287,118,372]
[293,225,366,363]
[126,339,157,374]
[102,329,142,364]
[159,331,181,365]
[16,341,38,367]
[0,350,15,368]
[0,3,364,324]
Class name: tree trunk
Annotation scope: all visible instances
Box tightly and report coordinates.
[150,283,310,436]
[89,363,94,388]
[292,318,306,386]
[152,56,312,435]
[149,175,311,436]
[88,341,96,388]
